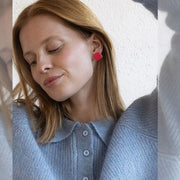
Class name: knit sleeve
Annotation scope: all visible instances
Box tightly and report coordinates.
[13,104,56,180]
[100,91,157,180]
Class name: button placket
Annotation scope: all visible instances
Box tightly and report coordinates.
[82,128,90,157]
[76,123,93,180]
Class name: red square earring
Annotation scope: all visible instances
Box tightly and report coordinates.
[93,52,103,61]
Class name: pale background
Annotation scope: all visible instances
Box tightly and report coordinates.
[13,0,161,107]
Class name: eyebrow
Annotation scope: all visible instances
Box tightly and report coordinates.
[23,36,62,57]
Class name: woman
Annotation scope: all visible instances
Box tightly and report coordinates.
[13,0,157,179]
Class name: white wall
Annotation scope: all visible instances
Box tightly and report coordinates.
[13,0,158,107]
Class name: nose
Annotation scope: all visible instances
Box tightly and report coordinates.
[37,55,53,73]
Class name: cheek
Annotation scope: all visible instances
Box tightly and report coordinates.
[31,70,40,84]
[60,43,93,74]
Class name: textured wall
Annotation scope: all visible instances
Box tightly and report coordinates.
[13,0,158,107]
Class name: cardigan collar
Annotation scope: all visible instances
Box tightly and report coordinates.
[51,117,115,146]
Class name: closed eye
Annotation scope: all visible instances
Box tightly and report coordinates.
[48,47,61,53]
[25,59,36,66]
[30,60,37,66]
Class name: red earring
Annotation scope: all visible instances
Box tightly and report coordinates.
[93,52,103,61]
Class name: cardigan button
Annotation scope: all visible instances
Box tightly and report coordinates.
[82,130,88,136]
[83,150,90,157]
[82,177,88,180]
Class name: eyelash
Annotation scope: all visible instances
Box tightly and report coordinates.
[48,46,61,53]
[30,61,36,66]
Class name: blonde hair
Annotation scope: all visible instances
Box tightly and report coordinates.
[13,0,125,143]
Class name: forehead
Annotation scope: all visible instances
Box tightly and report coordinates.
[19,15,81,48]
[20,15,66,38]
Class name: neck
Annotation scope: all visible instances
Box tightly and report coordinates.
[69,85,102,123]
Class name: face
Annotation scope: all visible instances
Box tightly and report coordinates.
[20,15,97,102]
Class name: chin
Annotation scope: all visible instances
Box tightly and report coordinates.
[48,93,71,102]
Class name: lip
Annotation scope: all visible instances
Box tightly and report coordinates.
[43,75,63,87]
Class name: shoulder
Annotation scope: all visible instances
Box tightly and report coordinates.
[116,89,157,138]
[13,103,29,117]
[13,103,37,138]
[13,103,30,127]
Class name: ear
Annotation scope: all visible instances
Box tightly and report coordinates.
[90,33,103,54]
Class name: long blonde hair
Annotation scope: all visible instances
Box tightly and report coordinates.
[13,0,125,143]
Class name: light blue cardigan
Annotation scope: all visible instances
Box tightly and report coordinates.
[100,89,157,179]
[13,90,157,180]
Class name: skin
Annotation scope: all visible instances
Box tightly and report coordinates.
[20,15,103,123]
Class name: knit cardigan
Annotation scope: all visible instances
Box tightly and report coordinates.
[13,90,157,180]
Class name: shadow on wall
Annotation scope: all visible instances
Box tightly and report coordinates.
[132,0,157,19]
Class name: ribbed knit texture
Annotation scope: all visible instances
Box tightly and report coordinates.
[13,107,115,180]
[13,90,157,180]
[100,89,157,180]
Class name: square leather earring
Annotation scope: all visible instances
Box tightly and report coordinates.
[93,52,103,61]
